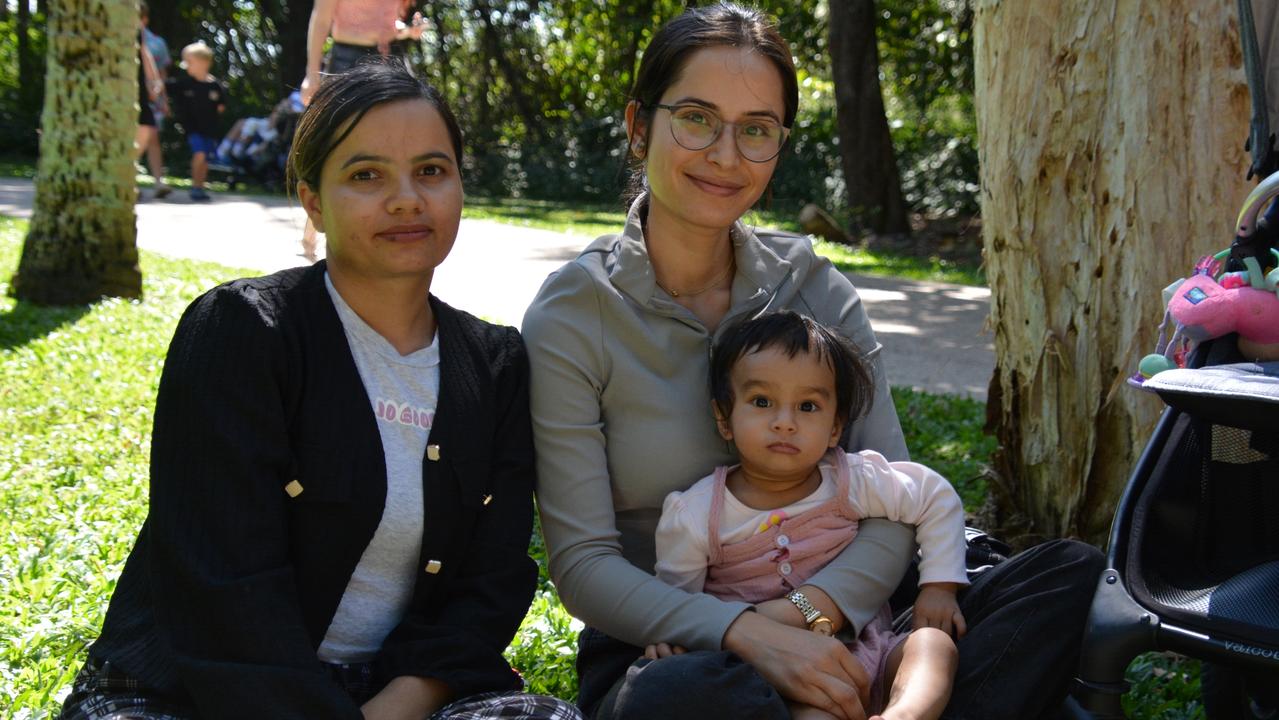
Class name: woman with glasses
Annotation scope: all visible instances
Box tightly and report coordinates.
[523,4,1103,720]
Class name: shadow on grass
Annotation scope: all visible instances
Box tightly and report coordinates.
[0,300,91,350]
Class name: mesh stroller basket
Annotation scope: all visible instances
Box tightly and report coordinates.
[1072,351,1279,719]
[1128,413,1279,647]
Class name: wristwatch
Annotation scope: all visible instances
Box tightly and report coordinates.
[786,590,822,625]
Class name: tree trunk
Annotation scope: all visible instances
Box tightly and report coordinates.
[974,1,1250,546]
[16,0,33,105]
[11,0,141,304]
[475,1,544,140]
[828,0,910,236]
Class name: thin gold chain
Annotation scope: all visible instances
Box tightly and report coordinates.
[657,260,735,298]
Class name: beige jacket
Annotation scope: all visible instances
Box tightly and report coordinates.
[523,198,915,650]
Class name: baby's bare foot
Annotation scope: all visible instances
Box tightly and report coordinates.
[788,703,841,720]
[875,706,933,720]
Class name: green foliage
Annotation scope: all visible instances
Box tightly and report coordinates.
[504,590,581,701]
[889,387,992,508]
[4,1,979,217]
[0,11,47,156]
[876,0,979,218]
[1125,653,1204,720]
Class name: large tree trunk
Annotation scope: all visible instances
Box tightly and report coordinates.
[11,0,141,304]
[828,0,910,236]
[975,1,1250,546]
[16,0,33,105]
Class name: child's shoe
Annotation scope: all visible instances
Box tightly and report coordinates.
[153,184,172,200]
[189,187,211,202]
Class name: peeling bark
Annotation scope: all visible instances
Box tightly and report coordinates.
[12,0,141,305]
[974,1,1250,545]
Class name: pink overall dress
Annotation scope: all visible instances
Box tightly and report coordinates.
[702,450,907,714]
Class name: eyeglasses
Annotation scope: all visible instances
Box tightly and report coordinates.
[650,103,790,163]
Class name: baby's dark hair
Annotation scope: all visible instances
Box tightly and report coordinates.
[710,311,874,424]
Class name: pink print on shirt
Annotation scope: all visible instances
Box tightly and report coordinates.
[374,398,435,432]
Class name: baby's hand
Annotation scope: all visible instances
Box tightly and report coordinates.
[911,582,967,638]
[642,642,688,660]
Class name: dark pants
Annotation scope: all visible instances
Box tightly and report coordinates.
[577,539,1105,720]
[324,40,412,75]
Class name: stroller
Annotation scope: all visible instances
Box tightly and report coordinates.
[1069,171,1279,718]
[207,92,303,191]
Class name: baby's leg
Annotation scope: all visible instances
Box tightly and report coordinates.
[788,701,841,720]
[871,627,957,720]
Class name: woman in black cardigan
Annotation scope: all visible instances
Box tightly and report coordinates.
[59,62,580,720]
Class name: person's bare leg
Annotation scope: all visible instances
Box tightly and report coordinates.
[145,131,168,195]
[301,217,319,262]
[192,152,208,189]
[870,628,956,720]
[134,125,154,160]
[135,126,161,198]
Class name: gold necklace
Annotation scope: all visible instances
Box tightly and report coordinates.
[657,261,735,298]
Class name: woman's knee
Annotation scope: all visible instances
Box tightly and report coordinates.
[604,651,786,720]
[1037,539,1105,590]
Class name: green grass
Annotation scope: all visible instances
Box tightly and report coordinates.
[461,196,627,238]
[0,214,1196,717]
[813,239,985,287]
[460,197,987,286]
[0,157,37,179]
[890,387,993,509]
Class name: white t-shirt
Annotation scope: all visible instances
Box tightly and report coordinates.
[317,274,440,663]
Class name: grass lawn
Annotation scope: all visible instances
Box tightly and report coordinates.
[0,215,1197,717]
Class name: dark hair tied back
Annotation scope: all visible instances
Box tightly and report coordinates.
[288,60,464,193]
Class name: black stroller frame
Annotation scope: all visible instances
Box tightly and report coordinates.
[1070,176,1279,718]
[1072,390,1279,717]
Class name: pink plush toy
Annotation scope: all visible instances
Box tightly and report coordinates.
[1134,249,1279,384]
[1168,272,1279,345]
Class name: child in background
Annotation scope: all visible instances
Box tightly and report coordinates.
[166,41,227,201]
[653,311,968,720]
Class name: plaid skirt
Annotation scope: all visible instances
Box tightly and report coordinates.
[59,656,582,720]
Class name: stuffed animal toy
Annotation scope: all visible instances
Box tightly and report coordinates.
[1135,249,1279,385]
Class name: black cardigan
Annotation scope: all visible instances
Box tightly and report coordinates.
[88,262,538,719]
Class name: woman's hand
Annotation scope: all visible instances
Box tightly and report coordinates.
[723,611,870,720]
[360,675,451,720]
